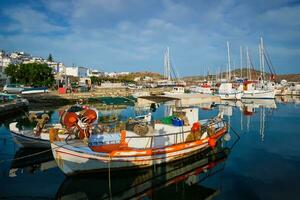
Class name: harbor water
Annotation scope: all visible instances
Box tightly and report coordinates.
[0,96,300,199]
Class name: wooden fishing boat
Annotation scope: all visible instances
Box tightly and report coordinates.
[51,108,228,175]
[56,143,230,199]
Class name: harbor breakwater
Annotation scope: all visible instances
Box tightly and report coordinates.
[20,87,170,108]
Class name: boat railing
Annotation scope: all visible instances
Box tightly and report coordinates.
[123,119,227,149]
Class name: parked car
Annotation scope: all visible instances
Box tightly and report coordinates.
[3,84,24,94]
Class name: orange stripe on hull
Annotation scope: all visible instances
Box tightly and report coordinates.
[55,127,227,162]
[110,127,226,157]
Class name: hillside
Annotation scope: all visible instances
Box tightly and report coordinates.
[116,71,164,82]
[183,68,300,82]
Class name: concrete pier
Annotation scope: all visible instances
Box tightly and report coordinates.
[137,93,221,107]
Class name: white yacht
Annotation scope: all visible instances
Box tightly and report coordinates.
[217,83,243,100]
[242,81,275,99]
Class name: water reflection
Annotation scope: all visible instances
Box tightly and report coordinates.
[1,96,300,199]
[9,148,55,177]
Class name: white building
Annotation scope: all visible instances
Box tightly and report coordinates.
[65,66,89,78]
[88,69,104,77]
[104,71,130,77]
[0,52,11,85]
[143,76,153,81]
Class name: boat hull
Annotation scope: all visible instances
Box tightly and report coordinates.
[218,92,243,100]
[242,90,275,99]
[11,131,51,148]
[51,127,226,175]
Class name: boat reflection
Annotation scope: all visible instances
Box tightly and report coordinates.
[56,143,232,200]
[9,147,56,177]
[0,147,62,199]
[275,95,300,105]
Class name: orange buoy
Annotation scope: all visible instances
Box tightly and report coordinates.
[61,112,78,128]
[191,122,201,132]
[208,137,216,148]
[81,109,97,123]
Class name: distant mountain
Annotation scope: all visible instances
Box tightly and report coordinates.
[119,71,164,81]
[182,68,300,82]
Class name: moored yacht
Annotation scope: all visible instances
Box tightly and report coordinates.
[217,83,243,100]
[242,81,275,99]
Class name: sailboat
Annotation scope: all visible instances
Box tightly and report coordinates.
[217,42,243,100]
[242,39,275,99]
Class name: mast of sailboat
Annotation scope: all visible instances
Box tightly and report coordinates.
[259,41,262,80]
[240,46,243,78]
[260,37,265,81]
[164,47,171,81]
[246,46,251,80]
[227,41,231,81]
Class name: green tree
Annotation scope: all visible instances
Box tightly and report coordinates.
[47,53,53,62]
[5,63,55,87]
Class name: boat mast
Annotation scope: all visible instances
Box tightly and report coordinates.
[240,46,243,78]
[227,41,231,81]
[164,47,171,81]
[246,46,251,80]
[259,42,262,79]
[260,37,265,81]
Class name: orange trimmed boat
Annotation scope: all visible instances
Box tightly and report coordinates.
[50,108,228,175]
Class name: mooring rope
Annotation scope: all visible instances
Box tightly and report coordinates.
[0,143,67,165]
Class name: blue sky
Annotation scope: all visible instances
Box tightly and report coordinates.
[0,0,299,76]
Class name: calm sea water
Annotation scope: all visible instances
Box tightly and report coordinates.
[0,97,300,199]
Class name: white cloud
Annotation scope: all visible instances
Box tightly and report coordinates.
[260,5,300,27]
[2,6,65,34]
[0,0,299,75]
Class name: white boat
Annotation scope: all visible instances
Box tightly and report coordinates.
[163,86,185,95]
[190,84,212,94]
[56,143,230,200]
[132,91,150,99]
[242,81,275,99]
[9,122,69,148]
[21,87,49,94]
[51,108,228,175]
[9,106,98,148]
[217,83,243,100]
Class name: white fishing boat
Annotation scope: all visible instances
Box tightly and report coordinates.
[242,81,275,99]
[190,83,213,94]
[217,83,243,100]
[9,122,69,148]
[9,106,98,148]
[50,108,228,175]
[56,143,230,200]
[163,86,185,95]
